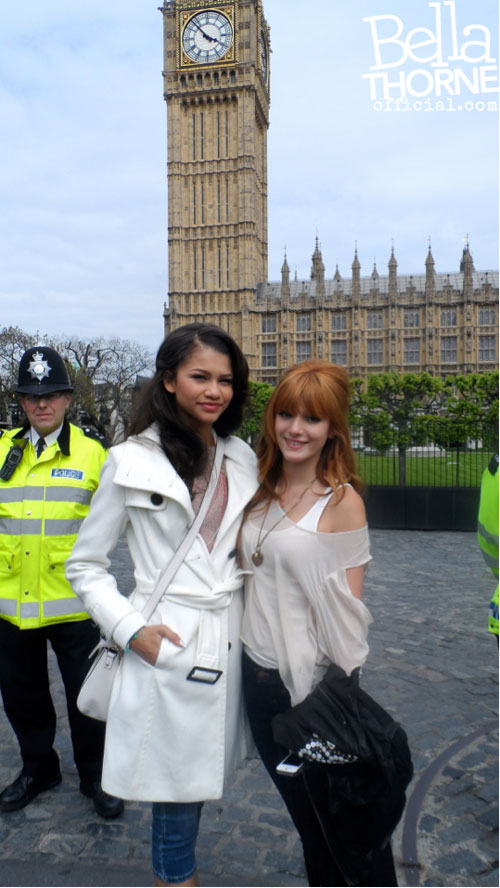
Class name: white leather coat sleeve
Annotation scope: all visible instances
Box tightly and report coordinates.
[66,452,147,649]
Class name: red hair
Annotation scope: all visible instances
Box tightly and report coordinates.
[246,361,361,514]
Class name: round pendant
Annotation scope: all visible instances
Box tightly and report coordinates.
[251,550,263,566]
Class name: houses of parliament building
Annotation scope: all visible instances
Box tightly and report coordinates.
[159,0,499,383]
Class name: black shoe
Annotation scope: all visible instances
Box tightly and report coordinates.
[0,771,62,812]
[79,780,124,818]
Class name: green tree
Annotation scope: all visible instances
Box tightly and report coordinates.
[350,372,443,485]
[238,380,274,447]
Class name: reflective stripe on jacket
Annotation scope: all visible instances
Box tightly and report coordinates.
[0,422,107,629]
[478,457,499,636]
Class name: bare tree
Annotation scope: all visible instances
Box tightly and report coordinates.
[0,326,37,424]
[0,327,154,441]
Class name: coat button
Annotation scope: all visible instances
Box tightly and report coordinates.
[150,493,163,506]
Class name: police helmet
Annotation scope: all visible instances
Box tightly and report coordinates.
[17,346,74,396]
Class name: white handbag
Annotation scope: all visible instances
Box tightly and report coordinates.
[77,439,225,721]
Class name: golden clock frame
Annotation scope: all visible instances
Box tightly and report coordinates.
[177,3,236,70]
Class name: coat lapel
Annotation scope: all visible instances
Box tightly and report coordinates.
[113,429,193,517]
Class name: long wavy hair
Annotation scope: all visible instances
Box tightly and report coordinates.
[245,360,361,515]
[128,323,249,486]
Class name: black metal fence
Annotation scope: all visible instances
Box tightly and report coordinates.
[356,446,492,531]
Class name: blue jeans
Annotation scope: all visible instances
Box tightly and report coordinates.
[152,801,203,883]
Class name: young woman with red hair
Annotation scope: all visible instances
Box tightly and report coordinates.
[239,361,397,886]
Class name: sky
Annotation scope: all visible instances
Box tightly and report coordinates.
[0,0,498,354]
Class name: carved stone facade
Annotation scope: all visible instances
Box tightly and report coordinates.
[161,1,499,381]
[251,241,499,383]
[161,0,270,362]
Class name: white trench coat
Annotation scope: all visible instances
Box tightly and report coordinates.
[66,426,258,802]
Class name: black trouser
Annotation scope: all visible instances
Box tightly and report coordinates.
[0,618,105,783]
[242,651,397,887]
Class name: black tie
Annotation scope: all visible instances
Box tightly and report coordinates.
[36,438,46,458]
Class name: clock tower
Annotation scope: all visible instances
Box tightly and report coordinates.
[160,0,270,358]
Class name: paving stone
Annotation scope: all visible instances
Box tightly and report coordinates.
[258,811,296,831]
[0,530,497,888]
[419,814,440,833]
[476,869,500,887]
[249,792,286,810]
[475,782,500,804]
[459,751,488,768]
[477,806,499,830]
[433,849,491,875]
[86,838,130,859]
[38,833,89,855]
[437,819,487,843]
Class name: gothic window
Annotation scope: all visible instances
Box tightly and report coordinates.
[218,244,222,288]
[201,182,205,224]
[217,111,221,158]
[331,340,347,365]
[367,338,383,364]
[479,307,495,325]
[441,309,457,327]
[225,178,229,221]
[217,181,221,223]
[404,309,419,328]
[201,245,205,289]
[296,342,311,363]
[367,311,383,329]
[192,183,197,224]
[479,335,496,362]
[193,246,197,289]
[296,313,311,332]
[262,315,276,333]
[225,109,229,155]
[441,336,457,363]
[404,337,420,364]
[262,342,277,367]
[192,114,196,160]
[331,313,346,331]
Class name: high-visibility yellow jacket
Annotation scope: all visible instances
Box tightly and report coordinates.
[477,455,499,636]
[0,420,107,629]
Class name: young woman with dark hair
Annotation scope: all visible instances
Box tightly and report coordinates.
[239,360,398,887]
[67,323,257,886]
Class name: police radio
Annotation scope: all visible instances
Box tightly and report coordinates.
[0,440,28,481]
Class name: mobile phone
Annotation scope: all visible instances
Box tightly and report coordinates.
[276,753,304,776]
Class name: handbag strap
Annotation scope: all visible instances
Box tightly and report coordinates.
[141,436,225,623]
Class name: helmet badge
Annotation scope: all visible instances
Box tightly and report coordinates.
[27,351,52,383]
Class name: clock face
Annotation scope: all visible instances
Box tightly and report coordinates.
[182,10,234,64]
[260,30,268,84]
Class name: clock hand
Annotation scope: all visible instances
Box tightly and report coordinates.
[193,21,217,43]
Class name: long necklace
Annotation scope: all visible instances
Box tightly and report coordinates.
[251,480,315,566]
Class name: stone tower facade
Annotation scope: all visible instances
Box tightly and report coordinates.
[161,0,270,361]
[160,4,498,381]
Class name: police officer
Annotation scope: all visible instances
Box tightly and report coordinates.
[478,454,499,641]
[0,346,123,817]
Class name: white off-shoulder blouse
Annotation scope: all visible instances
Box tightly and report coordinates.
[240,496,373,706]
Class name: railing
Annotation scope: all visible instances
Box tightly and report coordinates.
[356,446,492,488]
[356,445,492,530]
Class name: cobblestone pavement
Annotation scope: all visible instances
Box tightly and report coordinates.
[0,530,497,888]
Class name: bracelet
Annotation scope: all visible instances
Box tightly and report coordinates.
[125,627,145,653]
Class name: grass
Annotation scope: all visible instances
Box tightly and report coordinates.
[356,449,492,487]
